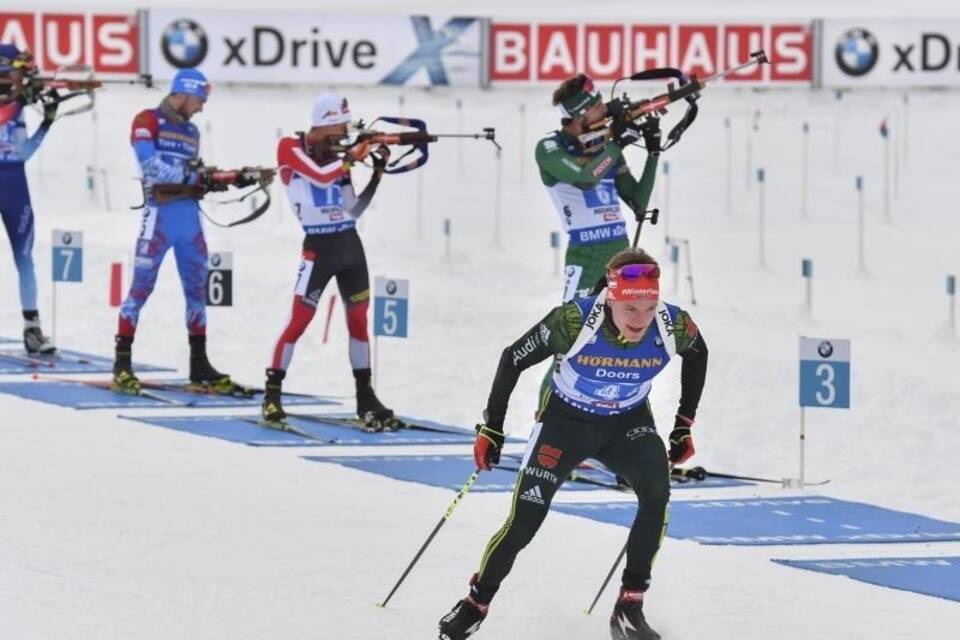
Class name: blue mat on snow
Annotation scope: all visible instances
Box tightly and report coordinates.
[553,497,960,545]
[121,413,483,446]
[773,556,960,602]
[303,453,750,492]
[0,345,172,375]
[0,380,337,410]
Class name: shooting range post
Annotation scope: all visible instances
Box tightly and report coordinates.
[796,336,851,488]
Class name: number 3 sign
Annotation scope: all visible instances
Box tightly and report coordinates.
[799,337,851,409]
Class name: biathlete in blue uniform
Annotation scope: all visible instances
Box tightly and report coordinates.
[113,68,251,393]
[439,247,708,640]
[0,44,57,353]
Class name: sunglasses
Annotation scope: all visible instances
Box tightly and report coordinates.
[614,263,660,279]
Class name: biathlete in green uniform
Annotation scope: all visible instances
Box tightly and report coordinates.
[536,74,662,303]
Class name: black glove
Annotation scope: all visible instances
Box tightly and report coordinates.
[639,117,662,154]
[610,110,630,143]
[370,144,391,172]
[668,415,695,464]
[474,413,505,471]
[233,173,257,188]
[198,171,229,192]
[40,90,59,127]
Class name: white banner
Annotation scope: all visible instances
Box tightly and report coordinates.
[488,19,813,85]
[823,20,960,87]
[145,10,483,86]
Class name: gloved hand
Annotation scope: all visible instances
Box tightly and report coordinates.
[639,117,662,154]
[233,172,257,188]
[668,414,695,464]
[40,90,59,127]
[609,110,631,145]
[370,144,391,172]
[346,139,372,165]
[474,420,505,471]
[198,170,229,192]
[617,123,643,148]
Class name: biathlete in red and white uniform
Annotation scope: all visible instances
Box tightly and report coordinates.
[262,94,397,429]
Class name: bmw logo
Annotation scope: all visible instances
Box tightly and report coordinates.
[162,19,209,69]
[835,28,879,77]
[211,253,221,268]
[817,340,834,359]
[386,280,397,295]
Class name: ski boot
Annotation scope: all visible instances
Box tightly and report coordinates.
[188,335,245,395]
[23,311,56,355]
[610,587,661,640]
[438,575,489,640]
[261,368,287,424]
[112,335,141,395]
[354,367,401,432]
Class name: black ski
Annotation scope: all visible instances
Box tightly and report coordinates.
[239,417,334,443]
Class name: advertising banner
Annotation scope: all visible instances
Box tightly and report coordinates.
[145,10,484,86]
[0,10,139,75]
[823,19,960,87]
[488,20,813,85]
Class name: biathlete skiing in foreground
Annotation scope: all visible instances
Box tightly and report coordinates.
[439,247,708,640]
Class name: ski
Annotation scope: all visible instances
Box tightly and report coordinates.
[0,351,93,368]
[239,417,334,443]
[283,411,428,434]
[34,374,195,407]
[674,466,831,486]
[181,380,258,398]
[0,351,55,368]
[118,386,195,407]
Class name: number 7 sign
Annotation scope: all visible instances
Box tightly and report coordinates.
[799,337,850,409]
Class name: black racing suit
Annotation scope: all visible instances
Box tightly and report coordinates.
[472,299,708,603]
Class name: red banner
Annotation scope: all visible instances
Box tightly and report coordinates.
[0,10,139,74]
[489,20,812,84]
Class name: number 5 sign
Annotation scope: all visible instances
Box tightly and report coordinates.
[799,337,851,409]
[374,276,409,338]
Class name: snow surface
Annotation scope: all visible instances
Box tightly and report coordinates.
[2,2,960,639]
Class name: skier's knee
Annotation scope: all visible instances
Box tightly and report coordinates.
[638,476,670,512]
[345,299,369,341]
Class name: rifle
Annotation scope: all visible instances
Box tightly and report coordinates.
[1,57,154,119]
[345,117,500,174]
[145,165,276,227]
[583,49,770,151]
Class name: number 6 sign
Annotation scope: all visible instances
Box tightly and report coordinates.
[205,252,233,307]
[799,337,851,409]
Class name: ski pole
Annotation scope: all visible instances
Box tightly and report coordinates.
[676,465,782,484]
[671,466,707,481]
[378,469,480,608]
[586,541,628,615]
